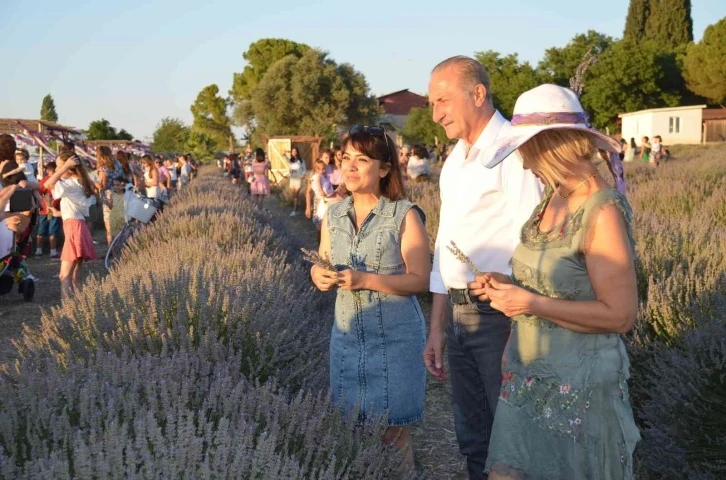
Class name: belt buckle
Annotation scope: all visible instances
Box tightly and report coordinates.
[449,288,470,305]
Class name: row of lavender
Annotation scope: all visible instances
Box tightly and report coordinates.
[0,170,409,479]
[409,145,726,479]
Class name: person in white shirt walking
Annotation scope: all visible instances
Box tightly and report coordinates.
[423,56,542,479]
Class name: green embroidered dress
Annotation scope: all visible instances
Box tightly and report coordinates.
[486,188,641,479]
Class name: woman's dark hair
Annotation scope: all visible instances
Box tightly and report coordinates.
[116,150,132,176]
[45,161,57,173]
[412,144,429,159]
[59,150,96,198]
[291,147,300,160]
[629,138,636,149]
[254,148,265,161]
[320,148,333,160]
[342,131,405,201]
[0,134,16,161]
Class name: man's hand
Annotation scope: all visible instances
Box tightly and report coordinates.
[423,328,447,381]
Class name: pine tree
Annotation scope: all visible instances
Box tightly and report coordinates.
[645,0,693,49]
[40,94,59,122]
[624,0,650,42]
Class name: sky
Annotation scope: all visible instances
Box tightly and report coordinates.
[1,0,724,142]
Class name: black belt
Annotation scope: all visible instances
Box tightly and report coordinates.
[448,288,473,305]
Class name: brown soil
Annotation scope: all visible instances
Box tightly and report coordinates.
[0,225,109,364]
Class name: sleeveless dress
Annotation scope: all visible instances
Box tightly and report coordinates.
[641,147,650,164]
[250,161,270,195]
[327,196,427,426]
[144,170,158,199]
[486,188,641,479]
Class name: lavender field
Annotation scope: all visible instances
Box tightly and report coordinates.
[409,143,726,479]
[0,144,723,479]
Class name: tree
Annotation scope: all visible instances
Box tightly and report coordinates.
[474,51,540,118]
[86,119,135,141]
[624,0,693,49]
[538,31,616,86]
[624,0,649,42]
[581,40,682,130]
[40,94,58,122]
[87,119,119,140]
[185,130,216,162]
[684,17,726,105]
[645,0,693,50]
[229,38,311,125]
[401,106,446,146]
[152,117,190,153]
[249,49,379,143]
[190,84,233,151]
[116,129,133,141]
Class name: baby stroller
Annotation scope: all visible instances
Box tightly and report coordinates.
[0,215,37,302]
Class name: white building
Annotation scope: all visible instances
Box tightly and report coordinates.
[618,105,706,145]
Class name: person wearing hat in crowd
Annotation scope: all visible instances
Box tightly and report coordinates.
[469,84,640,478]
[423,56,543,479]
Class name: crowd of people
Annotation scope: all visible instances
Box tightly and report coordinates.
[621,134,669,166]
[1,54,646,479]
[0,134,198,299]
[307,55,640,479]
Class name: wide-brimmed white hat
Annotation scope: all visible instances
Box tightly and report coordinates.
[482,84,622,169]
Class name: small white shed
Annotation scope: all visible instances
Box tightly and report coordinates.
[618,105,706,145]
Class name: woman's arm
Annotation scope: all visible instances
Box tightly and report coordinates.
[96,170,107,192]
[485,205,637,334]
[337,209,431,296]
[44,159,74,192]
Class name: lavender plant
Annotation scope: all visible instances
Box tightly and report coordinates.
[0,168,416,479]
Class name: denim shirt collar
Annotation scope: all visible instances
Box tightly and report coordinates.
[332,195,396,218]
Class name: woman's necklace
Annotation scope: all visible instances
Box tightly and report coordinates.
[558,173,598,199]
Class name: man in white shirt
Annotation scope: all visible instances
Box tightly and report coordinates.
[424,56,542,479]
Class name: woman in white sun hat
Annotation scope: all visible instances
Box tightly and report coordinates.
[468,84,640,479]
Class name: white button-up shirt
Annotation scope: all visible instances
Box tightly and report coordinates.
[430,111,543,294]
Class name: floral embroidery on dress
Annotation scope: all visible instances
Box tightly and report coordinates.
[500,369,591,440]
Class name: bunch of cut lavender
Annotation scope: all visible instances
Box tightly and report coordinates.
[569,48,599,98]
[446,240,484,276]
[300,248,335,271]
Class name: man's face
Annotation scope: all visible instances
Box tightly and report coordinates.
[428,66,482,141]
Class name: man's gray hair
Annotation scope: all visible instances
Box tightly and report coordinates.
[431,56,492,103]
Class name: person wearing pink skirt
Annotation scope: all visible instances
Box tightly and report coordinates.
[249,148,270,209]
[45,150,98,299]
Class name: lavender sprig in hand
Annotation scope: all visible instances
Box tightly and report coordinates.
[300,248,336,271]
[446,240,484,276]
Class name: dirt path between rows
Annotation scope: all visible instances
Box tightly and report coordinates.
[0,226,109,364]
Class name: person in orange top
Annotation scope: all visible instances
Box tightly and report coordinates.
[35,162,63,259]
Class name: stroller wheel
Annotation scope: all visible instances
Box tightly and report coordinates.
[20,279,34,302]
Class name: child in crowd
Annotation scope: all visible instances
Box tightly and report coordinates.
[35,161,62,259]
[44,151,98,299]
[651,135,663,166]
[249,148,270,209]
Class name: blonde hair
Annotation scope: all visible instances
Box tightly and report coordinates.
[518,129,597,187]
[97,146,115,170]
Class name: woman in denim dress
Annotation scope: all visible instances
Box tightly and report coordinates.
[311,126,430,468]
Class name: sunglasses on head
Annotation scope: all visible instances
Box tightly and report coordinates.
[348,125,391,163]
